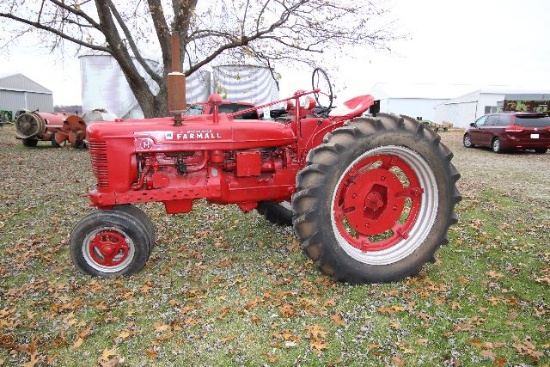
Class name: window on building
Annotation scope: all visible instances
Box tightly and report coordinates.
[485,106,498,114]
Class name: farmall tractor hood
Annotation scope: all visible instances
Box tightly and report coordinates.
[86,113,296,152]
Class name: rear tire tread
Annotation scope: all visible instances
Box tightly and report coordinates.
[293,113,461,283]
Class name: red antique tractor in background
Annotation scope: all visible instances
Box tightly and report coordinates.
[70,68,461,283]
[15,110,87,148]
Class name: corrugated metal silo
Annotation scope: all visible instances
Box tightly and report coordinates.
[79,53,159,119]
[212,65,280,112]
[186,70,211,103]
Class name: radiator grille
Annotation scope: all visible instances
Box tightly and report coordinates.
[89,141,109,188]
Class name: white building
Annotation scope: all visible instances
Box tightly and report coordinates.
[434,88,550,128]
[369,83,475,121]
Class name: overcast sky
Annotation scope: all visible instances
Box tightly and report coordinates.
[1,0,549,106]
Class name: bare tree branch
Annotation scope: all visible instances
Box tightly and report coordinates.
[94,0,157,115]
[104,0,161,84]
[0,0,401,117]
[0,11,109,52]
[49,0,102,28]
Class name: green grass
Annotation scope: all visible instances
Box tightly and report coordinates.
[0,125,548,366]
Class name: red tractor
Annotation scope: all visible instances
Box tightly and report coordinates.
[70,69,461,283]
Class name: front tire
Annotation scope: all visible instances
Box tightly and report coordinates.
[293,113,461,283]
[463,134,474,148]
[70,210,151,277]
[113,204,156,248]
[257,201,293,226]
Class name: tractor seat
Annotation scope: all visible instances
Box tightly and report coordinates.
[329,95,375,118]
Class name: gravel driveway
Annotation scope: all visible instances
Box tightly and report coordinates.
[439,130,550,204]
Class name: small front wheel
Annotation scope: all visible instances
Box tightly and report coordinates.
[113,204,156,248]
[70,210,151,277]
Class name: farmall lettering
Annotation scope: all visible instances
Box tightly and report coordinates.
[165,129,223,141]
[70,68,461,284]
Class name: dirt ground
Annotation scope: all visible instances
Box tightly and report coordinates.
[439,129,550,205]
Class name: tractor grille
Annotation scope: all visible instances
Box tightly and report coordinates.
[89,140,109,188]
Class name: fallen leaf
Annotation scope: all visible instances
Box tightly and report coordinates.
[417,338,428,346]
[513,339,544,360]
[101,348,118,360]
[330,313,346,326]
[156,332,173,342]
[72,337,84,349]
[392,356,405,367]
[153,322,171,332]
[221,335,238,343]
[306,324,327,340]
[116,331,131,340]
[310,340,328,353]
[378,305,405,315]
[145,349,158,358]
[481,349,495,359]
[23,352,39,367]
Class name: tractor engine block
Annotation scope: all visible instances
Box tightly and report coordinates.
[88,139,298,214]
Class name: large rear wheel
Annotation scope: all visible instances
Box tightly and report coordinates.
[293,113,461,283]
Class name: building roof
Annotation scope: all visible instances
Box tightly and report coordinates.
[447,87,550,104]
[369,82,479,100]
[0,73,52,94]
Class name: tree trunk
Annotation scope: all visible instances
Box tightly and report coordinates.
[152,80,169,117]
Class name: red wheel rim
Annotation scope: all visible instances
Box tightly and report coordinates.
[88,230,131,267]
[333,154,423,252]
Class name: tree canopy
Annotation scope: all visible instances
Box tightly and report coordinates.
[0,0,400,117]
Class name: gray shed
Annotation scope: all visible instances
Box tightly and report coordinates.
[0,73,54,121]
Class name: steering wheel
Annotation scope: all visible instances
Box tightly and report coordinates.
[311,68,334,112]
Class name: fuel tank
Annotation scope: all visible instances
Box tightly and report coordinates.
[86,113,296,152]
